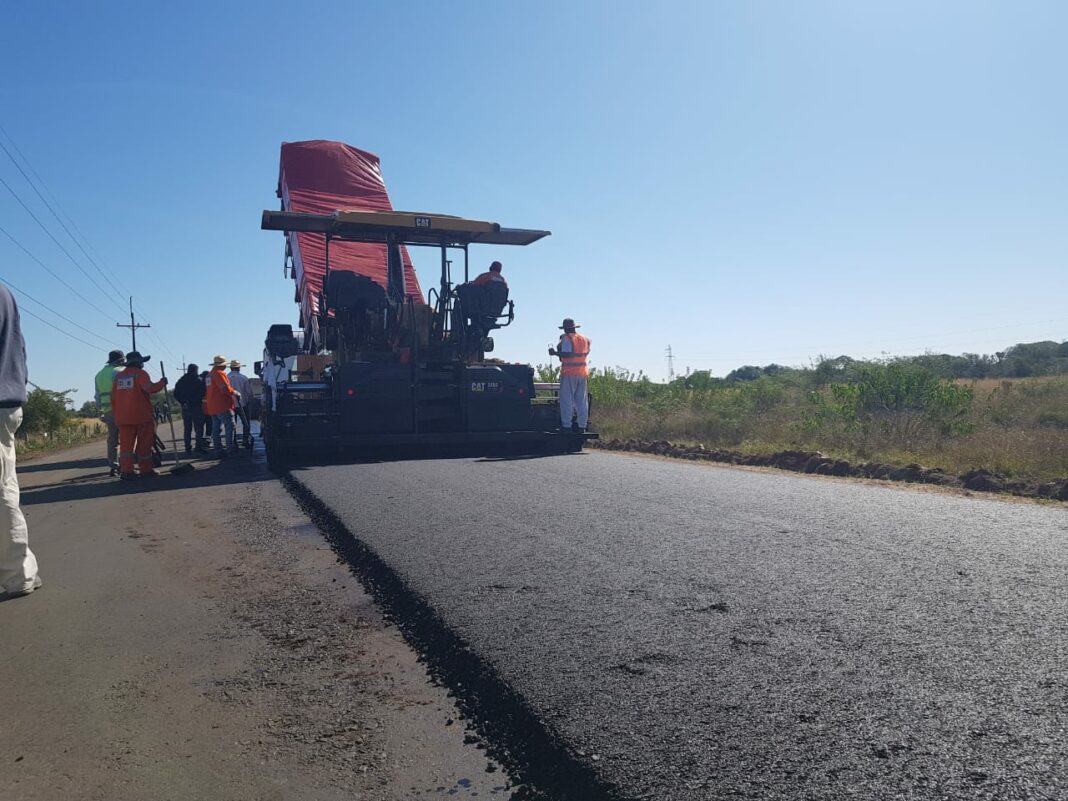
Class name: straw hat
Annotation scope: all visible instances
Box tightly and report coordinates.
[228,359,243,370]
[212,355,228,367]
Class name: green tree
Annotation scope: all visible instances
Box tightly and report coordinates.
[22,387,74,434]
[77,400,101,417]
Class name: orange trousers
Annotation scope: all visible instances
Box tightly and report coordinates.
[118,422,157,474]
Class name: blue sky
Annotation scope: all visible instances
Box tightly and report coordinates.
[1,0,1064,402]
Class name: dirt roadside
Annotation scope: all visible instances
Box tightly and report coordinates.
[2,442,515,800]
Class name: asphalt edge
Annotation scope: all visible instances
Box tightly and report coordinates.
[589,438,1068,501]
[281,471,623,801]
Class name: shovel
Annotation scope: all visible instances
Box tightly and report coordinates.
[160,361,195,476]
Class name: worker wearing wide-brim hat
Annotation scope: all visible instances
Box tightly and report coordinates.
[548,318,591,432]
[111,351,167,479]
[205,355,238,458]
[94,349,125,476]
[227,359,253,449]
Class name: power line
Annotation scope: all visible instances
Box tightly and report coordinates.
[17,303,107,351]
[134,312,179,364]
[0,221,117,320]
[0,134,126,298]
[0,127,181,367]
[0,172,125,313]
[0,124,131,297]
[0,276,121,347]
[0,126,177,363]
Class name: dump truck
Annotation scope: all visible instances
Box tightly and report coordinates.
[256,140,595,467]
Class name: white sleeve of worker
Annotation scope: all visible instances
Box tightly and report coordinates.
[559,338,573,354]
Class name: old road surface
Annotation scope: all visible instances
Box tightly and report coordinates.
[288,450,1068,801]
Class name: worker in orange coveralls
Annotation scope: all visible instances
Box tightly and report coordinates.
[111,351,167,480]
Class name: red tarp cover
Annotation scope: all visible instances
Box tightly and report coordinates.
[278,140,424,329]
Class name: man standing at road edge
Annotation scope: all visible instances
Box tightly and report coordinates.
[94,349,124,476]
[0,283,40,600]
[174,363,207,454]
[227,359,253,449]
[548,317,591,432]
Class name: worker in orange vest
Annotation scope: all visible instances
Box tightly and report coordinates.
[548,317,591,432]
[472,260,507,289]
[111,351,167,479]
[205,355,238,458]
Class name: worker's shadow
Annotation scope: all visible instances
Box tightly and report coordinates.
[19,457,273,506]
[17,456,106,474]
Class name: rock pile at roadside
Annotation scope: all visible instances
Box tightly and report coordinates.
[590,439,1068,501]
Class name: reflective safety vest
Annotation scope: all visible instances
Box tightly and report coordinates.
[559,332,590,378]
[95,364,120,413]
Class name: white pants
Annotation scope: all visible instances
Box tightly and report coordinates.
[559,375,589,428]
[0,407,37,594]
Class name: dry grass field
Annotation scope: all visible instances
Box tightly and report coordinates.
[592,371,1068,481]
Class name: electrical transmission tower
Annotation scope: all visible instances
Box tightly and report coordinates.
[666,344,675,382]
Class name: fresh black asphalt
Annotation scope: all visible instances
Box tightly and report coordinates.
[289,451,1068,800]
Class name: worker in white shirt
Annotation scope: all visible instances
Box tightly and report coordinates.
[227,359,254,449]
[548,317,591,432]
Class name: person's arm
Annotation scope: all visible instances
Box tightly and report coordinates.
[144,373,167,395]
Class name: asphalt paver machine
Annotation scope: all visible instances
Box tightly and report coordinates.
[257,141,594,466]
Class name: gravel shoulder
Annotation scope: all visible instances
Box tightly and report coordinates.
[2,441,513,801]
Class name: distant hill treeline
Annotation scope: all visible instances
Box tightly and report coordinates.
[679,340,1068,388]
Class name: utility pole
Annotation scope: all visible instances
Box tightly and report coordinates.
[666,344,676,383]
[116,297,150,352]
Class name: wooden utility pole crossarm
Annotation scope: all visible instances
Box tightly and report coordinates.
[116,296,150,352]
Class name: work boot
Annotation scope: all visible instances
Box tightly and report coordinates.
[119,472,137,481]
[108,466,118,477]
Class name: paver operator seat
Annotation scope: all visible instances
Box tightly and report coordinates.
[454,280,509,341]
